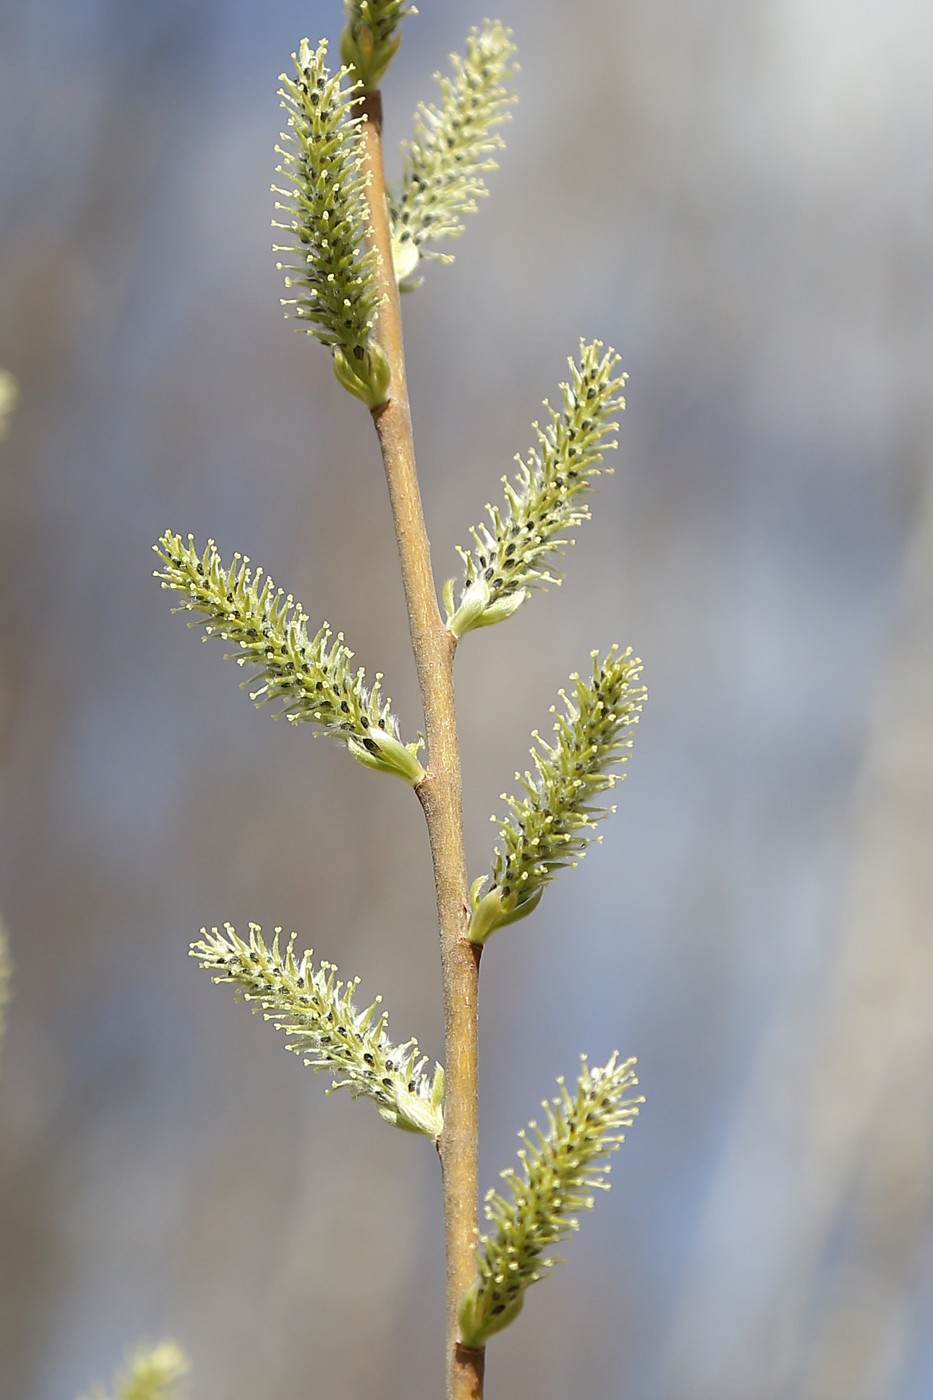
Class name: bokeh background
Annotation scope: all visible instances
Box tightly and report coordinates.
[2,1,932,1397]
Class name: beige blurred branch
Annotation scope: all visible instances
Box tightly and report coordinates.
[660,460,933,1400]
[0,916,10,1074]
[0,369,18,440]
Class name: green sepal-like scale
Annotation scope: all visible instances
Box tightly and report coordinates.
[340,0,416,90]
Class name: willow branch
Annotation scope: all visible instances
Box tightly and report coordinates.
[361,91,485,1400]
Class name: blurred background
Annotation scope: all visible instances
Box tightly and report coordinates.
[1,1,931,1397]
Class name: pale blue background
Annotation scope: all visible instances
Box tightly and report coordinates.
[1,2,931,1397]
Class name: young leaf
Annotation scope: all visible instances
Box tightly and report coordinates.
[469,646,645,943]
[273,38,390,407]
[445,341,626,638]
[78,1341,189,1400]
[191,924,445,1138]
[341,0,417,90]
[458,1053,643,1347]
[153,532,425,785]
[389,22,517,289]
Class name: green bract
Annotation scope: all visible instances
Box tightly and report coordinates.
[273,38,390,407]
[390,22,517,288]
[445,341,627,638]
[469,646,645,943]
[191,924,445,1138]
[340,0,417,89]
[153,533,425,785]
[458,1054,643,1347]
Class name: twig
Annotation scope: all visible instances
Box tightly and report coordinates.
[362,89,485,1400]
